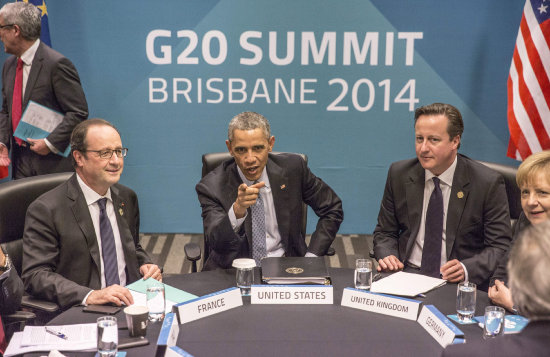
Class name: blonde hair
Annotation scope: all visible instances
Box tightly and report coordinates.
[516,150,550,188]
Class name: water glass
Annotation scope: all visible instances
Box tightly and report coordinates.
[97,316,118,357]
[456,282,476,322]
[354,258,373,290]
[232,258,256,296]
[146,285,166,322]
[483,306,506,339]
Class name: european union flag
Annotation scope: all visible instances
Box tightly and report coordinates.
[16,0,51,47]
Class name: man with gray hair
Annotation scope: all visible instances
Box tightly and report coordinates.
[442,221,550,356]
[0,1,88,179]
[196,111,343,270]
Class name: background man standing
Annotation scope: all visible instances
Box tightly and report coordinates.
[22,119,160,309]
[0,1,87,179]
[374,103,511,289]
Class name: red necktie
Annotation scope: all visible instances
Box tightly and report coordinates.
[0,317,7,355]
[12,58,23,146]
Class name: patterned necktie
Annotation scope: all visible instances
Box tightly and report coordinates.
[251,186,266,266]
[97,198,120,286]
[12,58,23,145]
[420,177,444,278]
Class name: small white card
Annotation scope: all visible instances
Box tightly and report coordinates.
[251,285,333,304]
[341,287,421,320]
[156,313,179,348]
[165,346,195,357]
[173,287,243,324]
[417,305,464,347]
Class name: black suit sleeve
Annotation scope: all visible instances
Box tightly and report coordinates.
[300,159,343,255]
[0,267,23,315]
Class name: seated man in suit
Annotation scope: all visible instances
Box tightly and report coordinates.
[22,119,161,309]
[0,245,22,354]
[443,221,550,357]
[373,103,511,288]
[196,111,343,270]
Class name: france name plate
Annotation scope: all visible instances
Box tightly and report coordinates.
[173,287,243,324]
[251,285,333,304]
[417,305,464,347]
[341,287,421,320]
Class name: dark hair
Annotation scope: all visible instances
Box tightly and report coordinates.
[414,103,463,149]
[70,119,119,166]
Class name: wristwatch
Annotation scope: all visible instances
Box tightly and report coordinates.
[0,253,10,272]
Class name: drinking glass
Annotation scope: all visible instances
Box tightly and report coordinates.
[97,316,117,357]
[483,306,506,339]
[354,258,373,290]
[456,282,476,322]
[146,285,166,322]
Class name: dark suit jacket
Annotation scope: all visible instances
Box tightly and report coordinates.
[196,153,343,270]
[21,174,152,309]
[373,154,512,287]
[0,267,23,315]
[490,212,530,286]
[0,42,88,176]
[442,320,550,357]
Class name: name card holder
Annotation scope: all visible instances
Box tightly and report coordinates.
[155,313,179,357]
[417,305,464,347]
[251,284,333,304]
[173,287,243,324]
[341,287,421,320]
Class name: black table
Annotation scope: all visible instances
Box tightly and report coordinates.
[34,268,491,357]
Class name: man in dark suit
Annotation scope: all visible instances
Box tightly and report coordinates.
[0,2,88,179]
[442,221,550,357]
[22,119,161,309]
[196,111,343,270]
[373,103,511,288]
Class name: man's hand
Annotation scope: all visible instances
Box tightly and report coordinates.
[377,255,404,272]
[440,259,465,282]
[27,138,51,155]
[140,264,162,281]
[233,182,265,218]
[0,145,10,166]
[488,280,514,311]
[86,285,134,306]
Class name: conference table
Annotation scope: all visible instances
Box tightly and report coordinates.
[30,268,491,357]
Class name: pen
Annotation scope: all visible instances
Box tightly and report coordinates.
[45,327,68,340]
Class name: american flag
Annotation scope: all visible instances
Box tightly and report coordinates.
[507,0,550,160]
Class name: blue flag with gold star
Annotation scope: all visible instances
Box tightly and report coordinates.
[16,0,50,47]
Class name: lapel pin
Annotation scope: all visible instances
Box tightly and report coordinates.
[119,203,125,216]
[280,184,286,190]
[457,191,464,199]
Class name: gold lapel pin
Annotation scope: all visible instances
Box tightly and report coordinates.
[280,184,286,190]
[119,208,124,216]
[457,191,464,199]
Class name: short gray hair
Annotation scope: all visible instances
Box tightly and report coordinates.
[0,2,41,41]
[228,111,270,142]
[508,220,550,319]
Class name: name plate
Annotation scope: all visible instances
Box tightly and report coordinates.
[251,285,333,304]
[155,313,179,357]
[173,287,243,324]
[417,305,464,347]
[341,287,421,320]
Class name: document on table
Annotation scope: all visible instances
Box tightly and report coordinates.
[4,324,96,356]
[13,100,70,157]
[370,271,446,297]
[127,278,198,313]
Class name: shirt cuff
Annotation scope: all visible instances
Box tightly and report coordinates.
[44,138,59,154]
[228,205,246,231]
[82,290,93,306]
[459,262,469,282]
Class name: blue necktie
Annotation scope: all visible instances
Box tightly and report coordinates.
[251,187,266,266]
[97,198,120,286]
[420,177,444,278]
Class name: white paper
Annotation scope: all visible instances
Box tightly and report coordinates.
[20,100,64,132]
[21,324,96,347]
[5,330,96,357]
[370,271,446,297]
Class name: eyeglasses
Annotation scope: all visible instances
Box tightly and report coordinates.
[83,148,128,160]
[0,24,15,30]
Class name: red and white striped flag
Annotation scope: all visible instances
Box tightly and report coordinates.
[507,0,550,160]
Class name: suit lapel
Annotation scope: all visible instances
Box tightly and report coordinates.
[23,42,45,106]
[404,162,425,257]
[446,155,469,258]
[266,156,290,250]
[67,175,101,286]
